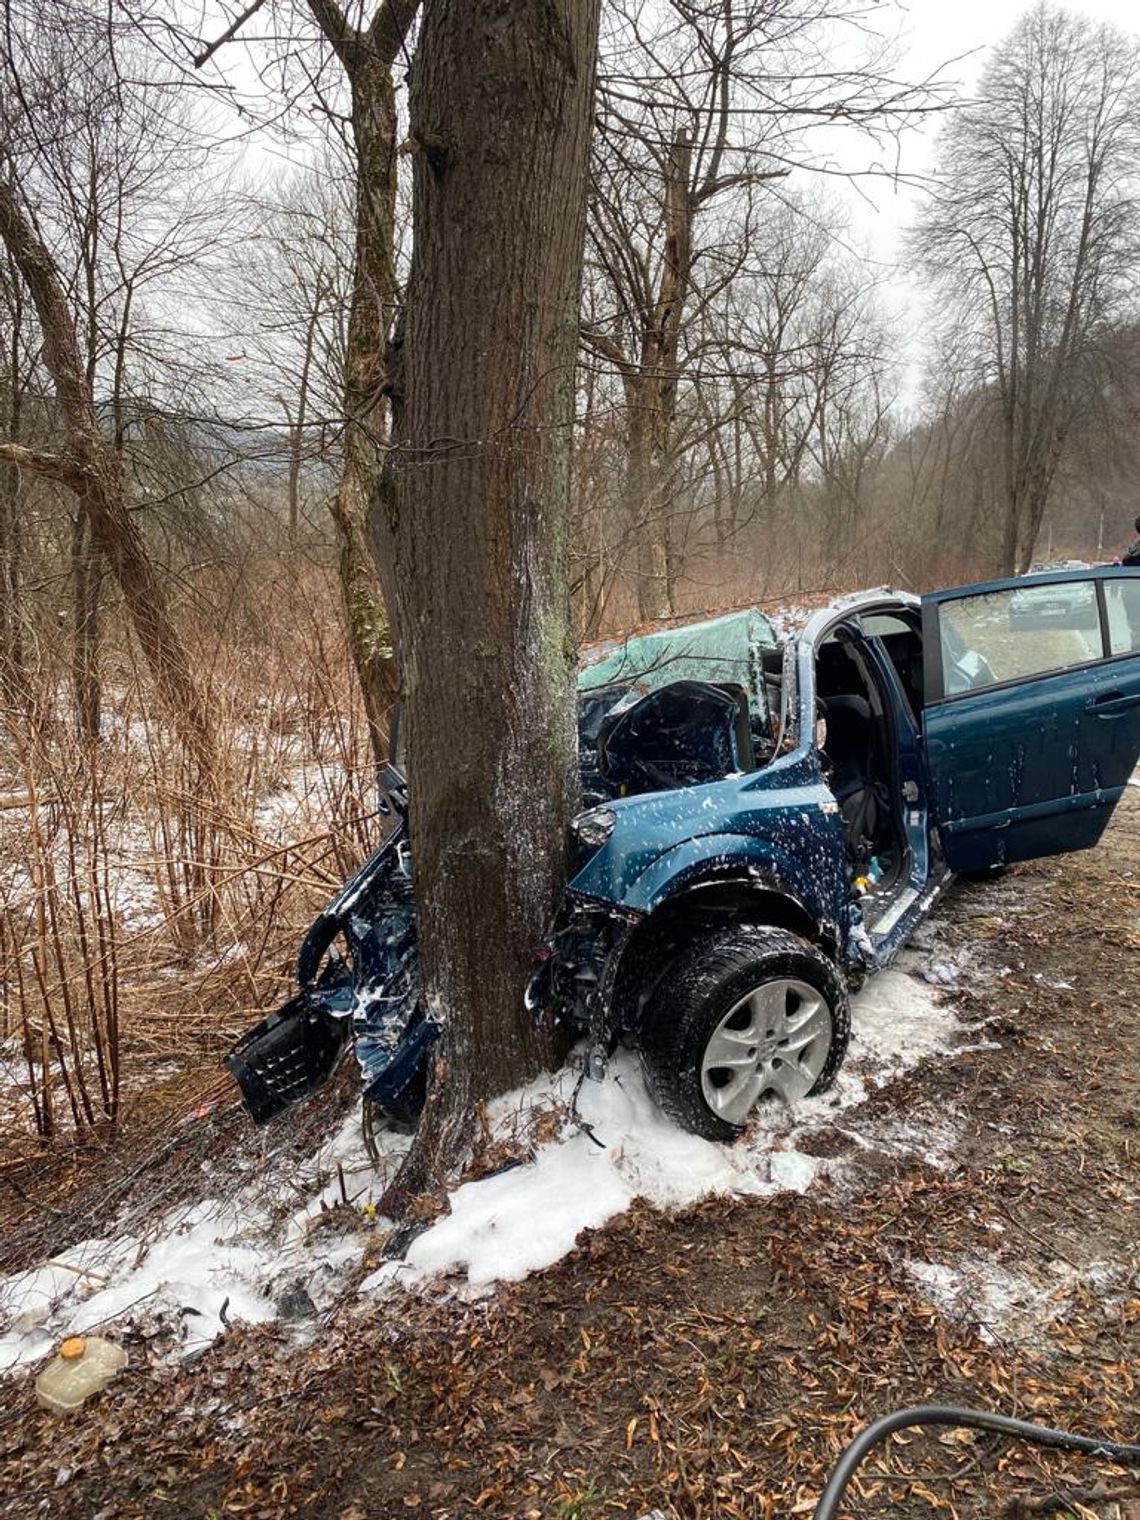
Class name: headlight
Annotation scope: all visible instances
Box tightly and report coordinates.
[570,806,616,848]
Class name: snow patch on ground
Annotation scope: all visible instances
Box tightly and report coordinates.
[906,1255,1117,1349]
[363,958,960,1295]
[848,962,959,1070]
[364,1051,821,1295]
[0,948,974,1371]
[0,1107,410,1374]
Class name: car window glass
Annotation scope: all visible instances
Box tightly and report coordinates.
[939,583,1103,695]
[859,613,911,638]
[1104,577,1140,656]
[858,612,923,721]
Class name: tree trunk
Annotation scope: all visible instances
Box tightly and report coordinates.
[306,0,413,770]
[630,129,692,622]
[287,278,322,547]
[636,530,671,621]
[1,252,31,713]
[0,453,21,676]
[373,0,600,1209]
[999,486,1020,577]
[624,390,666,621]
[0,384,25,700]
[332,61,400,767]
[328,486,400,754]
[70,512,100,743]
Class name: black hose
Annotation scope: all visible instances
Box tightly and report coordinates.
[813,1404,1140,1520]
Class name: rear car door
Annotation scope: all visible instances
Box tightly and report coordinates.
[921,569,1140,873]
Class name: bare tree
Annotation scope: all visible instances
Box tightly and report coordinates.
[184,0,416,762]
[225,160,355,546]
[0,241,35,702]
[581,0,941,619]
[573,178,894,622]
[584,2,787,619]
[912,1,1140,574]
[0,7,219,777]
[296,0,417,766]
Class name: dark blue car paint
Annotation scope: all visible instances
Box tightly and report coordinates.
[228,571,1140,1128]
[922,566,1140,874]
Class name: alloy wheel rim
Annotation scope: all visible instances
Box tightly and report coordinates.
[699,977,833,1124]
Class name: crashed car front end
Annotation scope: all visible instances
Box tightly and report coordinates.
[227,607,795,1127]
[227,768,438,1126]
[525,885,642,1078]
[227,784,646,1126]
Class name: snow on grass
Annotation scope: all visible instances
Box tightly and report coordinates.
[906,1255,1118,1349]
[0,949,975,1372]
[0,1106,411,1375]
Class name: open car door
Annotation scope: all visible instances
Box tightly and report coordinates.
[921,568,1140,873]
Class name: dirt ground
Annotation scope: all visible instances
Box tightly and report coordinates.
[1,793,1139,1520]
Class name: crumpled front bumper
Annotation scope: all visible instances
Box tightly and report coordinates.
[526,892,642,1063]
[226,776,640,1126]
[226,769,438,1125]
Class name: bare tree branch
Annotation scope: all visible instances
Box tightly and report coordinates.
[192,0,271,69]
[0,440,74,482]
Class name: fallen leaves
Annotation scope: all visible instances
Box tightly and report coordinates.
[4,824,1140,1520]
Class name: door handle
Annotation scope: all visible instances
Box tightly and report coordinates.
[1085,690,1140,717]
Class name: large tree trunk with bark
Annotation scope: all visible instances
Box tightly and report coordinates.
[372,0,600,1209]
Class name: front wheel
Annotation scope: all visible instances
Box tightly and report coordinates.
[639,925,850,1141]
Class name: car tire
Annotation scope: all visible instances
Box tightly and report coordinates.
[639,925,850,1142]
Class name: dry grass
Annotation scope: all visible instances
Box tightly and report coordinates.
[0,562,380,1148]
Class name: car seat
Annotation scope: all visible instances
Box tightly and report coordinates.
[821,693,884,870]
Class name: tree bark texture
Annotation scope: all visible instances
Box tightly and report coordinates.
[70,511,101,743]
[0,279,26,700]
[371,0,600,1199]
[307,0,414,767]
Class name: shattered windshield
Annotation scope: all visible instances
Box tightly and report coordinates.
[575,609,784,802]
[577,608,779,723]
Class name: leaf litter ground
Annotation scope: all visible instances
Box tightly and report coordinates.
[0,795,1138,1518]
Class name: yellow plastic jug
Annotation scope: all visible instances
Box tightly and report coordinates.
[35,1335,127,1412]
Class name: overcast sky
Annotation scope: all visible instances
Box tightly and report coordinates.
[823,0,1140,404]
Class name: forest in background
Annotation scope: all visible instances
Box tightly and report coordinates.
[3,0,1140,1142]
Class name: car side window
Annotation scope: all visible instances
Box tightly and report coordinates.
[1105,576,1140,655]
[858,612,923,721]
[939,583,1103,696]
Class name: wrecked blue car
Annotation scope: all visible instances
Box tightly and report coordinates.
[229,567,1140,1140]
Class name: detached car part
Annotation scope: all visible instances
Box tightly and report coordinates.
[227,765,434,1127]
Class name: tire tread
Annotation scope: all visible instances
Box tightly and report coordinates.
[639,924,850,1141]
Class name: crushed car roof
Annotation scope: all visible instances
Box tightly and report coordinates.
[578,606,778,719]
